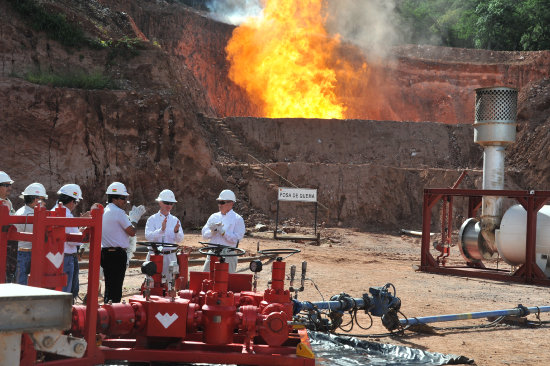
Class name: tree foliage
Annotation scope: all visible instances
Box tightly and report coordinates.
[396,0,550,50]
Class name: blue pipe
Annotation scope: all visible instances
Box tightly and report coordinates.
[399,305,550,326]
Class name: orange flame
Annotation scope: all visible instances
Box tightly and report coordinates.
[226,0,347,118]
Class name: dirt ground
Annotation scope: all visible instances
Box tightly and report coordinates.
[78,227,550,366]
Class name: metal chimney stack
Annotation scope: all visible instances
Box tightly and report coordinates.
[474,87,518,254]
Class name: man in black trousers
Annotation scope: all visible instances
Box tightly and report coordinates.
[100,182,145,303]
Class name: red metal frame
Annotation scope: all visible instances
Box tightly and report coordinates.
[420,188,550,285]
[0,203,104,365]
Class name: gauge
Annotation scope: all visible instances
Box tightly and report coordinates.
[249,259,263,273]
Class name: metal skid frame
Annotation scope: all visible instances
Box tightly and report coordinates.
[99,330,311,365]
[420,188,550,286]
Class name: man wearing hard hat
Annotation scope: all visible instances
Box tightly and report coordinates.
[0,171,16,282]
[14,183,48,285]
[101,182,145,303]
[201,189,246,273]
[145,189,184,282]
[52,184,83,300]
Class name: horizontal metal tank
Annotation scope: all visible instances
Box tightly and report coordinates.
[495,204,550,276]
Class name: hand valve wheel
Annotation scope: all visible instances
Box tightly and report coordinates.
[198,242,246,261]
[258,248,301,261]
[136,241,180,255]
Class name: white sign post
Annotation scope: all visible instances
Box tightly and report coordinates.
[275,187,320,244]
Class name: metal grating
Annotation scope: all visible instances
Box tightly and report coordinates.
[475,88,517,122]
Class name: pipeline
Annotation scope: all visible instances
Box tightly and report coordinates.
[397,304,550,328]
[293,284,403,333]
[294,284,400,316]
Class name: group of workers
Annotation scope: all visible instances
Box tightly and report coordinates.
[0,170,246,304]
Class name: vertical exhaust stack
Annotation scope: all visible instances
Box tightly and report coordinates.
[475,87,518,253]
[458,87,518,262]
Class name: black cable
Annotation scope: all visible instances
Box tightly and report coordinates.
[354,310,373,330]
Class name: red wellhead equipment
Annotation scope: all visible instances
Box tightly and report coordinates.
[1,206,315,365]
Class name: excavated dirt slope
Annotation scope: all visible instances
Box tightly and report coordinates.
[1,0,549,230]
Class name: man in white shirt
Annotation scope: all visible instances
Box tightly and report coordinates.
[145,189,183,282]
[15,183,47,285]
[202,189,246,273]
[0,171,16,282]
[52,184,83,300]
[101,182,145,303]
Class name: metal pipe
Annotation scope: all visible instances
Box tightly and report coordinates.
[399,305,550,326]
[480,145,506,251]
[295,298,367,313]
[459,87,517,261]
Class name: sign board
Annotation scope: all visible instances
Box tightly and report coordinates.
[278,187,317,202]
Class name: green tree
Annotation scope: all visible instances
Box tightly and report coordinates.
[395,0,550,51]
[474,0,525,50]
[519,0,550,50]
[396,0,479,47]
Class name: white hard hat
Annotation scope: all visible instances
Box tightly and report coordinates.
[57,183,83,200]
[0,171,13,184]
[217,189,236,202]
[106,182,129,196]
[156,189,177,203]
[20,183,48,199]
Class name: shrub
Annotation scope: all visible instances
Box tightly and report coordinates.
[24,70,116,90]
[8,0,89,48]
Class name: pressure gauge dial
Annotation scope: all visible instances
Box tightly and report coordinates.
[249,259,263,273]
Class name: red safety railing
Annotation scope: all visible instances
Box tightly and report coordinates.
[0,203,104,365]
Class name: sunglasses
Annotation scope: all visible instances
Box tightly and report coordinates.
[0,183,12,187]
[217,201,231,205]
[162,201,174,205]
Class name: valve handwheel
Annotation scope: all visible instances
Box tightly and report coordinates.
[198,241,246,257]
[259,248,301,261]
[258,248,301,256]
[136,241,180,255]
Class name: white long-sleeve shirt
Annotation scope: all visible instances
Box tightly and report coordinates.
[15,205,34,250]
[145,211,184,244]
[201,209,245,248]
[51,204,80,254]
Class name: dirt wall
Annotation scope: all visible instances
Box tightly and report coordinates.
[223,117,483,168]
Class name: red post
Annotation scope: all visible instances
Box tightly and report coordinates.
[82,204,104,364]
[213,261,229,293]
[421,193,434,267]
[176,253,189,291]
[524,195,536,282]
[0,204,10,282]
[271,261,286,291]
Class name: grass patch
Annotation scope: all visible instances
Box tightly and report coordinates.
[104,36,148,64]
[8,0,147,55]
[24,70,116,90]
[8,0,89,48]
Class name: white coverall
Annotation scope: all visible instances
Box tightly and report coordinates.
[201,209,245,273]
[145,211,184,282]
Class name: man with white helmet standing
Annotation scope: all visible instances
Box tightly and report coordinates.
[202,189,246,273]
[101,182,145,303]
[145,189,184,282]
[0,171,16,282]
[14,183,48,285]
[53,184,83,300]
